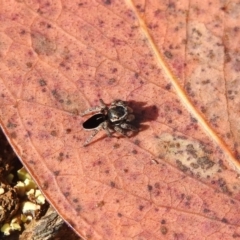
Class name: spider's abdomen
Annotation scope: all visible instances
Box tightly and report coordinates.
[108,106,126,123]
[83,113,106,129]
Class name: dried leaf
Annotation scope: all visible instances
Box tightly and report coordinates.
[1,1,240,239]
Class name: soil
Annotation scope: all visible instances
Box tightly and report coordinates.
[0,128,82,240]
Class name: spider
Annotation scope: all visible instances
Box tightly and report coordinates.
[81,99,138,146]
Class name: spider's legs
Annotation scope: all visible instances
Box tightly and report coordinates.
[83,121,112,146]
[120,123,138,132]
[102,121,112,137]
[99,99,107,108]
[83,129,100,146]
[113,126,128,136]
[81,99,107,116]
[126,114,135,122]
[114,122,138,137]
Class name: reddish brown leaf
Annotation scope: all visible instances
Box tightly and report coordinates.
[1,0,240,239]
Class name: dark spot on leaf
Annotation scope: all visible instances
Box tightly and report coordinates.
[225,49,231,63]
[197,156,215,170]
[97,160,102,165]
[26,130,31,137]
[190,163,199,169]
[71,108,79,115]
[113,143,120,149]
[65,128,71,134]
[28,160,36,165]
[234,26,240,32]
[39,79,47,86]
[190,116,197,123]
[160,226,168,235]
[139,205,144,211]
[147,185,153,191]
[176,160,188,172]
[132,149,137,154]
[103,0,111,5]
[164,50,173,59]
[148,23,159,29]
[181,193,185,200]
[111,68,117,73]
[64,192,70,197]
[220,6,227,12]
[203,208,210,213]
[26,62,32,68]
[221,218,228,223]
[42,181,49,190]
[175,26,180,32]
[50,130,57,137]
[75,205,81,212]
[110,181,115,188]
[154,9,161,17]
[200,106,207,113]
[168,2,175,8]
[58,152,64,161]
[185,82,194,97]
[175,108,182,115]
[202,79,210,84]
[134,139,140,145]
[53,170,60,176]
[219,183,232,196]
[20,29,26,35]
[108,78,116,85]
[66,100,72,105]
[7,121,17,128]
[51,89,61,100]
[192,28,202,37]
[135,72,139,78]
[97,201,105,208]
[233,232,240,238]
[186,144,197,158]
[136,4,144,12]
[165,83,171,90]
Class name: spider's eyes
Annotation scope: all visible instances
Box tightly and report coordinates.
[108,106,126,122]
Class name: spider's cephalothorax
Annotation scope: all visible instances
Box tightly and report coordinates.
[81,99,138,146]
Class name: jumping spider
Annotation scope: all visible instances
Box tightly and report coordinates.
[81,99,138,146]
